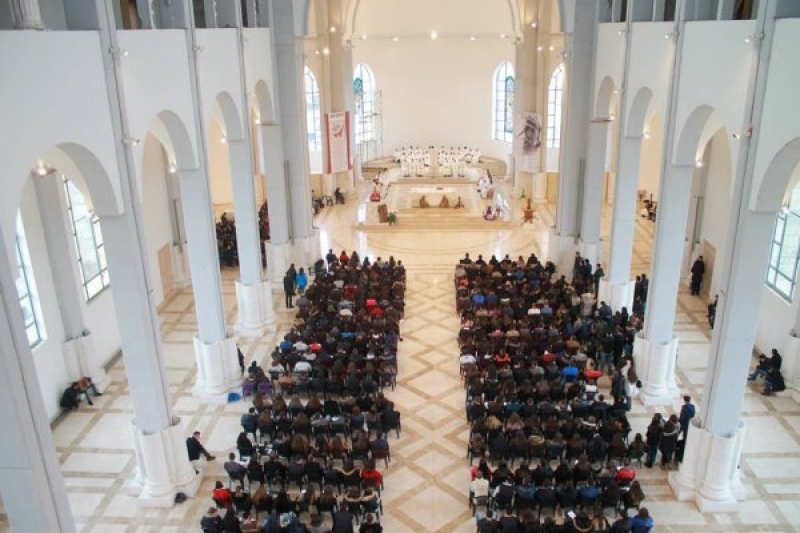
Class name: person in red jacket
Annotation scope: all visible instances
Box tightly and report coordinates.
[212,480,233,509]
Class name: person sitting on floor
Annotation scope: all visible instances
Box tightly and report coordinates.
[59,382,82,410]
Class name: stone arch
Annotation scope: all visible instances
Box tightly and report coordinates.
[213,91,245,142]
[625,87,653,139]
[595,76,615,119]
[253,80,277,123]
[674,105,716,166]
[150,110,198,171]
[754,137,800,212]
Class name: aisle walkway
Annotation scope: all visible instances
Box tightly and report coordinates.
[7,182,799,532]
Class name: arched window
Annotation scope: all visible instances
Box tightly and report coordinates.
[63,177,110,301]
[547,64,565,148]
[492,62,515,142]
[766,184,800,301]
[304,65,322,153]
[354,63,376,144]
[15,215,45,347]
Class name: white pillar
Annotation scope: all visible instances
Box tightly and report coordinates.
[668,213,773,511]
[600,136,642,311]
[10,0,45,29]
[177,169,239,403]
[532,173,548,203]
[260,123,291,287]
[229,139,275,336]
[781,334,800,403]
[578,121,610,266]
[0,234,76,532]
[634,163,694,405]
[273,0,317,270]
[33,176,109,390]
[101,212,200,505]
[551,2,598,273]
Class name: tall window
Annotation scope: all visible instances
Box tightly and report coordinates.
[492,62,515,142]
[15,217,45,347]
[547,64,565,149]
[304,65,322,153]
[766,185,800,301]
[63,177,110,301]
[353,63,376,144]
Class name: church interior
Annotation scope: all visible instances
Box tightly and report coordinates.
[1,0,800,531]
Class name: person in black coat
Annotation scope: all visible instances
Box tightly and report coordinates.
[200,507,222,533]
[186,431,215,461]
[283,272,295,309]
[60,382,81,410]
[690,256,705,296]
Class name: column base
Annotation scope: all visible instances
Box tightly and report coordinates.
[532,172,548,202]
[781,334,800,404]
[633,335,679,406]
[127,417,202,508]
[192,336,241,404]
[266,242,290,289]
[669,421,746,511]
[234,280,276,337]
[62,333,110,392]
[546,228,576,276]
[598,279,635,312]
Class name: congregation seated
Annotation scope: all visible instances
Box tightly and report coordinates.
[457,250,659,531]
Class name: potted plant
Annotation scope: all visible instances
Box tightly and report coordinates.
[387,212,397,226]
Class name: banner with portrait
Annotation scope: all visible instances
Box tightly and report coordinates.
[515,112,542,173]
[325,111,351,173]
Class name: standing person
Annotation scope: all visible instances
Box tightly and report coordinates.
[678,395,695,440]
[690,256,705,296]
[708,295,718,328]
[295,267,308,295]
[283,271,295,309]
[593,263,605,296]
[644,415,663,469]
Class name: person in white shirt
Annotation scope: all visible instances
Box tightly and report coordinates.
[294,359,312,375]
[470,471,490,510]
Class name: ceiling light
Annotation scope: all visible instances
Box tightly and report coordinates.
[392,36,399,42]
[220,134,227,144]
[537,45,543,52]
[168,163,177,174]
[548,45,554,51]
[329,26,336,33]
[643,131,651,139]
[500,33,507,39]
[695,159,704,168]
[361,34,367,40]
[430,30,438,40]
[530,21,537,29]
[470,35,477,41]
[315,50,320,55]
[323,47,330,55]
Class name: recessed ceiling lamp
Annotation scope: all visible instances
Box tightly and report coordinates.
[392,36,399,42]
[470,35,477,41]
[530,21,537,29]
[430,30,438,40]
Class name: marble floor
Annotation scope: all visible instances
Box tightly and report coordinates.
[4,180,800,532]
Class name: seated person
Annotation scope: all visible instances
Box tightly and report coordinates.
[186,431,215,461]
[762,367,786,396]
[77,376,102,404]
[60,382,82,410]
[212,480,233,508]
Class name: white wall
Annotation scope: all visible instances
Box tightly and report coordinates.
[638,114,663,199]
[208,119,234,207]
[19,182,69,420]
[140,136,174,307]
[352,38,514,160]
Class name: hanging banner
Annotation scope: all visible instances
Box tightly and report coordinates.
[516,112,541,173]
[325,111,352,173]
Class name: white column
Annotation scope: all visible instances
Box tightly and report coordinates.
[781,334,800,403]
[10,0,44,29]
[599,136,642,311]
[549,2,598,274]
[33,176,109,390]
[0,234,75,532]
[669,210,774,510]
[532,173,548,202]
[273,0,317,270]
[229,139,275,335]
[101,213,199,505]
[578,121,610,265]
[260,123,291,287]
[634,163,694,405]
[178,169,240,403]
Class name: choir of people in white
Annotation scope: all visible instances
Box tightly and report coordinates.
[393,145,481,177]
